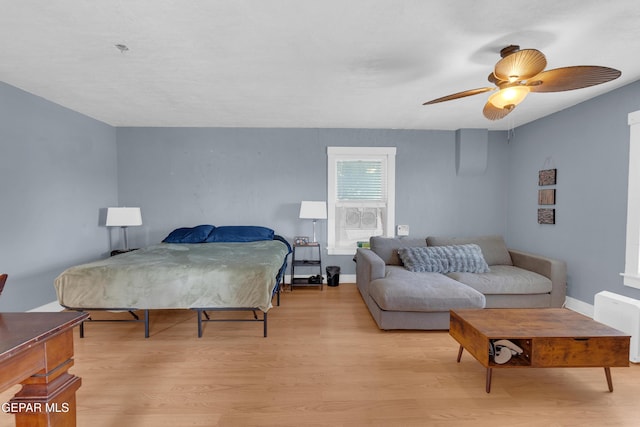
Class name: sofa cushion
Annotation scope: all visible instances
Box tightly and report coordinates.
[447,265,552,295]
[426,235,513,266]
[370,236,427,266]
[397,244,490,273]
[368,266,486,312]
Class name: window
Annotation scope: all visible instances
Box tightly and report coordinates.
[327,146,396,255]
[623,110,640,288]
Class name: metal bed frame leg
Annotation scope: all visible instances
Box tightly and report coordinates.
[127,309,149,338]
[144,310,149,338]
[194,308,267,338]
[264,311,267,337]
[77,309,148,338]
[197,309,203,338]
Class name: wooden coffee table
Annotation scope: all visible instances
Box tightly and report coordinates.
[449,308,630,393]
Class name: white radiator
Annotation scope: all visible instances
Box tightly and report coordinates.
[594,291,640,363]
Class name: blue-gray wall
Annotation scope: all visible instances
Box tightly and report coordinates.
[0,82,118,311]
[506,80,640,306]
[116,127,510,274]
[2,77,640,311]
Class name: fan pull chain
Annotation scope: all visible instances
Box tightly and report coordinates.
[506,117,516,142]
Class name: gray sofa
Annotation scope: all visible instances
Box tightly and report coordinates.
[355,235,567,330]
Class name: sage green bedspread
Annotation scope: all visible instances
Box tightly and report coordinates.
[55,241,289,312]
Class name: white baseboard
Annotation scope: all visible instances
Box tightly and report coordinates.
[564,296,594,318]
[339,274,356,283]
[28,301,65,312]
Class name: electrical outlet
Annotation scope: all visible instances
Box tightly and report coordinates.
[397,225,410,236]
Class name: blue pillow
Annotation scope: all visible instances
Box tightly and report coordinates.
[162,224,215,243]
[205,226,274,243]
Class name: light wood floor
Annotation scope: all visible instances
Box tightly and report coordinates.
[2,284,640,426]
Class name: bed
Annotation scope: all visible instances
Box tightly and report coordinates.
[54,225,291,338]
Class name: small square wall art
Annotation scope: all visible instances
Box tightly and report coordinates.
[538,169,557,186]
[538,208,555,224]
[538,189,556,205]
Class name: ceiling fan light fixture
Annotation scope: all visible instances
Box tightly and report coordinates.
[488,86,530,109]
[423,45,620,121]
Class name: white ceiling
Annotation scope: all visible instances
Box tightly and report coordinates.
[1,0,639,130]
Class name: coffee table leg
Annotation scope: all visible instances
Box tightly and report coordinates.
[457,345,464,362]
[604,367,614,392]
[486,368,493,393]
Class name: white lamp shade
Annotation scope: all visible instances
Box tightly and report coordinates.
[299,201,327,220]
[106,207,142,227]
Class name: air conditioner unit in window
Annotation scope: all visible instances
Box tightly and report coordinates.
[343,208,378,230]
[345,208,361,228]
[361,208,378,228]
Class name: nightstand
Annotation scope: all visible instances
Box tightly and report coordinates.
[290,242,323,290]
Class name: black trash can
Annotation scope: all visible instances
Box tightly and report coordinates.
[326,266,340,287]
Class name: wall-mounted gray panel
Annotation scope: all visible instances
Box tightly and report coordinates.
[455,128,489,176]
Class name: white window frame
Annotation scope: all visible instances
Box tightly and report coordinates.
[623,110,640,288]
[327,146,396,255]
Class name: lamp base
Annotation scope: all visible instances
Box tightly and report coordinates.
[311,220,318,243]
[122,226,130,250]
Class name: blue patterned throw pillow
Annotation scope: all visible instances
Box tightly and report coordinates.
[397,244,490,273]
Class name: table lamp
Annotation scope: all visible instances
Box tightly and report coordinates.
[106,207,142,250]
[299,201,327,243]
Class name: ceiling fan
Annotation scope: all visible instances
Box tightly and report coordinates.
[423,45,621,120]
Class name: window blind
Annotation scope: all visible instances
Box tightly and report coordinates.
[336,160,386,201]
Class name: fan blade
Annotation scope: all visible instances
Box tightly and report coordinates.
[483,101,515,121]
[488,72,508,86]
[494,49,547,82]
[423,87,495,105]
[527,66,621,92]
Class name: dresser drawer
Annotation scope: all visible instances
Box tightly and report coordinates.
[532,337,629,367]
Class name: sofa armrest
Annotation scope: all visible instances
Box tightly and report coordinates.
[355,248,387,293]
[509,249,567,308]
